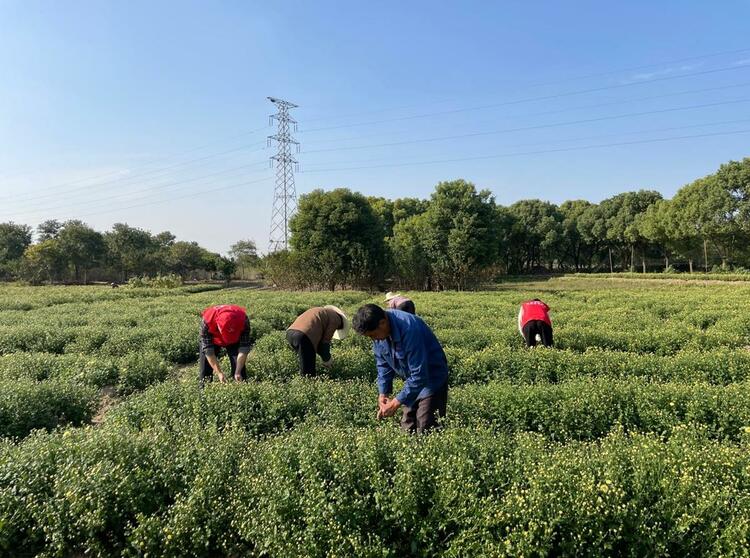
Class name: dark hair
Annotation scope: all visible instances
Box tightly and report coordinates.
[353,304,386,334]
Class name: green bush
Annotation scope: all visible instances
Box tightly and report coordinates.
[127,274,184,288]
[107,377,750,442]
[1,426,750,557]
[0,379,98,439]
[115,352,171,396]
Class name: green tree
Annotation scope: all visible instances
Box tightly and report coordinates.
[637,199,680,271]
[290,188,387,290]
[670,175,748,269]
[389,213,432,289]
[494,206,517,273]
[259,250,312,289]
[558,200,594,271]
[19,239,66,284]
[715,157,750,226]
[151,231,176,274]
[213,255,236,285]
[367,197,396,238]
[592,190,662,271]
[420,180,499,289]
[56,220,106,283]
[392,197,429,225]
[36,219,63,241]
[229,239,259,279]
[104,223,158,280]
[0,222,32,279]
[507,200,562,272]
[168,241,210,278]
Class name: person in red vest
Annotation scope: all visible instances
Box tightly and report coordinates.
[199,304,251,385]
[518,298,553,347]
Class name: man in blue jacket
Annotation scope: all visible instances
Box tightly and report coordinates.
[352,304,449,433]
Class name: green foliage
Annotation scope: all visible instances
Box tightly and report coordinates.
[1,426,750,556]
[56,220,106,283]
[127,273,184,289]
[0,378,98,438]
[507,199,562,272]
[0,222,32,278]
[290,188,388,289]
[1,281,750,555]
[108,377,750,443]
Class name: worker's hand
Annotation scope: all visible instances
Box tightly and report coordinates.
[376,395,388,420]
[234,372,243,382]
[377,394,389,417]
[379,398,401,419]
[321,358,333,369]
[216,371,226,383]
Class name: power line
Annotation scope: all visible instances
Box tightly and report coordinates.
[0,143,268,206]
[300,128,750,173]
[1,159,270,219]
[72,175,274,220]
[301,81,750,148]
[12,93,744,216]
[300,46,750,124]
[302,118,750,169]
[302,98,750,155]
[1,125,270,198]
[298,64,750,134]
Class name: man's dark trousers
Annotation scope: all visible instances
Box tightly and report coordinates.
[400,382,448,434]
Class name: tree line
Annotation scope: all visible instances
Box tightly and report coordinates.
[0,220,260,285]
[2,157,747,288]
[262,157,750,290]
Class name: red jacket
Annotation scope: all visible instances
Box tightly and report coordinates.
[519,300,551,328]
[202,305,247,347]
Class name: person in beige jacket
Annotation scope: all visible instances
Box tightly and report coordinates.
[286,305,350,375]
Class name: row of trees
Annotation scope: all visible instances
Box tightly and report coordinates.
[0,220,255,284]
[2,157,747,289]
[262,158,750,290]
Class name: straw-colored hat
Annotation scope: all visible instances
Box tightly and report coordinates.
[324,305,351,340]
[384,292,400,302]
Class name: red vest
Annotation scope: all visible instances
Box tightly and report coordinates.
[520,300,551,327]
[202,305,247,347]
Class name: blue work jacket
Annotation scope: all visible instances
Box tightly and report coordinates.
[374,310,449,408]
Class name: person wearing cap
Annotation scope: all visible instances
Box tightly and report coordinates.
[353,304,449,434]
[518,298,553,348]
[286,305,350,376]
[199,304,251,386]
[384,292,416,314]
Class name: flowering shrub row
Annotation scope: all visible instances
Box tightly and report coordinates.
[1,425,748,557]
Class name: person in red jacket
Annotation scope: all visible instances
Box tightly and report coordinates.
[518,298,553,347]
[199,304,251,386]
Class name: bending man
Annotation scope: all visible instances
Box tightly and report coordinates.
[384,292,416,314]
[518,298,553,347]
[286,305,350,376]
[353,304,448,433]
[199,304,251,385]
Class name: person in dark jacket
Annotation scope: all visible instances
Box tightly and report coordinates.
[384,292,416,314]
[353,304,448,433]
[286,305,350,376]
[518,298,553,347]
[199,304,251,385]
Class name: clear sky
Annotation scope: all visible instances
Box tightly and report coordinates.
[1,0,749,254]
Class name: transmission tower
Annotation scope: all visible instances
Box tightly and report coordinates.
[267,97,299,253]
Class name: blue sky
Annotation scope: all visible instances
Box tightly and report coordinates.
[1,0,749,254]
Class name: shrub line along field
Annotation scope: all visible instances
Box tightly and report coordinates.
[1,276,750,556]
